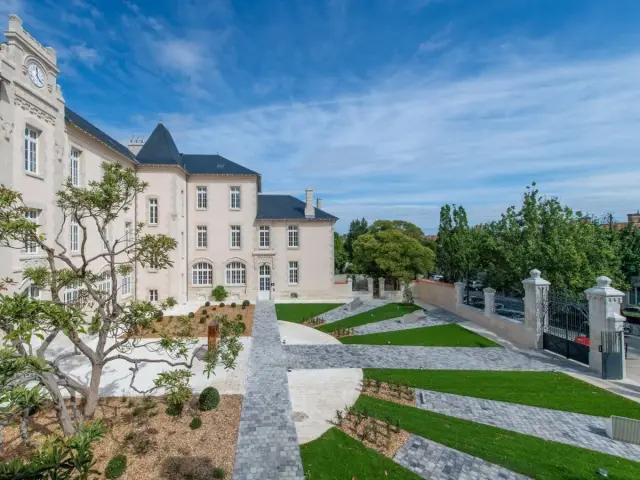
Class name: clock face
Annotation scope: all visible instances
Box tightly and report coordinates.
[27,62,45,88]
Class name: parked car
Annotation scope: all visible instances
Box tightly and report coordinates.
[429,275,444,281]
[622,306,640,325]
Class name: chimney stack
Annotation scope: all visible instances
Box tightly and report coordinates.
[128,135,145,156]
[304,188,315,218]
[316,198,322,210]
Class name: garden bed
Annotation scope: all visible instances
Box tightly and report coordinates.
[1,395,242,480]
[133,304,255,338]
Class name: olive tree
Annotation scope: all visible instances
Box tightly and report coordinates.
[0,163,242,439]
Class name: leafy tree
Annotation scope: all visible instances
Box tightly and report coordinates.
[333,231,348,273]
[352,229,435,282]
[344,217,368,260]
[0,163,243,438]
[436,205,483,282]
[618,222,640,286]
[368,220,424,242]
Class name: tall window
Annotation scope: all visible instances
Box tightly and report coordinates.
[63,280,84,304]
[230,225,241,248]
[148,198,158,225]
[23,209,39,254]
[196,186,207,209]
[197,225,208,248]
[70,148,80,186]
[97,271,112,298]
[226,261,246,285]
[230,186,241,209]
[69,218,79,252]
[121,274,132,297]
[149,289,158,302]
[124,221,133,246]
[192,262,213,286]
[259,225,270,248]
[24,127,38,173]
[287,225,299,248]
[288,261,299,285]
[26,285,40,299]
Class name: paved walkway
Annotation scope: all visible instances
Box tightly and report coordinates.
[352,315,449,335]
[283,344,581,372]
[233,301,304,480]
[394,434,530,480]
[318,299,388,323]
[417,389,640,461]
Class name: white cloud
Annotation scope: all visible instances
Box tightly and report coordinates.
[156,38,205,71]
[61,43,102,67]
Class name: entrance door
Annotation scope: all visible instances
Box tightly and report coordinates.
[259,264,271,300]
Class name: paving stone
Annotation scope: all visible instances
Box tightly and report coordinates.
[416,390,640,461]
[394,435,530,480]
[316,299,388,323]
[233,301,304,480]
[352,314,449,335]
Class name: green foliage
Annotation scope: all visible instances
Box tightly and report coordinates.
[105,454,127,479]
[199,387,220,411]
[213,467,226,479]
[436,204,484,282]
[352,229,435,281]
[0,420,107,480]
[340,324,499,347]
[242,299,250,307]
[190,416,202,430]
[219,302,225,307]
[344,217,369,261]
[188,311,195,318]
[230,302,237,308]
[165,403,183,416]
[333,231,348,273]
[237,322,246,334]
[165,296,177,307]
[154,369,193,411]
[212,285,229,302]
[619,222,640,286]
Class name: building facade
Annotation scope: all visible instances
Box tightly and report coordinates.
[0,15,346,304]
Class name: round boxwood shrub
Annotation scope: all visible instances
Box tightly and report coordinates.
[199,387,220,411]
[231,302,237,308]
[205,301,211,307]
[199,317,206,324]
[202,308,208,314]
[242,300,250,308]
[219,302,225,308]
[105,454,127,479]
[190,416,202,430]
[188,311,195,318]
[213,468,225,479]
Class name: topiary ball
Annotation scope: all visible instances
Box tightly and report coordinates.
[205,301,211,307]
[231,302,237,308]
[219,302,225,308]
[105,454,127,479]
[188,311,195,318]
[242,300,250,307]
[190,416,202,430]
[199,387,220,411]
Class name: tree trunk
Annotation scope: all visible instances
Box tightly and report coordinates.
[41,373,75,436]
[83,364,103,419]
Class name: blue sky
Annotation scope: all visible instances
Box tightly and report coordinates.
[3,0,640,233]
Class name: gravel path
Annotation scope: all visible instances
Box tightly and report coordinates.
[417,389,640,461]
[233,301,304,480]
[352,316,449,335]
[317,299,388,323]
[394,434,530,480]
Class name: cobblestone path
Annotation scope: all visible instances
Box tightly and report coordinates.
[394,434,530,480]
[283,344,578,372]
[352,315,449,335]
[233,301,304,480]
[417,389,640,461]
[318,299,388,323]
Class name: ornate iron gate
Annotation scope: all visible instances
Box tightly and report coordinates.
[601,330,624,380]
[542,291,590,365]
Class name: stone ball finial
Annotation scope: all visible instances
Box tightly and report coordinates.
[596,276,612,288]
[530,269,541,279]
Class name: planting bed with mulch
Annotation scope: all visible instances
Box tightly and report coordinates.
[133,304,255,338]
[361,379,416,407]
[1,395,242,480]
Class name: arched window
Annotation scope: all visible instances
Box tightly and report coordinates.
[97,271,112,298]
[192,262,213,286]
[226,261,246,286]
[63,280,85,304]
[25,284,40,299]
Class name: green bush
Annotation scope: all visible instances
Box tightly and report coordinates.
[166,403,183,416]
[205,301,211,307]
[199,387,220,411]
[212,285,229,302]
[242,300,250,308]
[188,312,195,318]
[238,322,246,334]
[165,296,177,307]
[219,302,225,307]
[213,467,226,479]
[230,302,237,308]
[190,416,202,430]
[199,317,206,324]
[202,309,207,314]
[105,454,127,479]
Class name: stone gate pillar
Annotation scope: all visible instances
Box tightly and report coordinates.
[483,287,496,317]
[585,276,626,377]
[454,282,465,307]
[378,277,386,300]
[522,269,550,349]
[367,277,374,300]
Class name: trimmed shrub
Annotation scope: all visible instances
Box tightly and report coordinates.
[212,285,229,302]
[188,311,195,318]
[213,468,226,479]
[105,454,127,479]
[166,403,183,416]
[199,317,206,324]
[219,302,225,308]
[199,387,220,411]
[242,300,250,308]
[205,301,211,307]
[190,416,202,430]
[230,302,237,308]
[238,322,246,334]
[202,309,207,314]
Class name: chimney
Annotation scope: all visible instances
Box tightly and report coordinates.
[628,212,640,226]
[316,198,322,210]
[128,135,145,156]
[304,188,315,218]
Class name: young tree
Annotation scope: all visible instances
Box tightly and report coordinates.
[333,231,348,273]
[436,205,483,282]
[344,217,369,260]
[0,163,242,438]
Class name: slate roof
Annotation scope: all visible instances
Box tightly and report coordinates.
[182,154,259,176]
[64,107,136,161]
[136,124,183,167]
[257,195,338,222]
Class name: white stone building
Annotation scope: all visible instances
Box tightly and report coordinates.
[0,15,348,303]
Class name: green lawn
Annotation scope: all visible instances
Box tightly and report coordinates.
[275,303,343,323]
[363,369,640,419]
[300,427,421,480]
[340,324,499,347]
[357,395,640,480]
[316,303,421,333]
